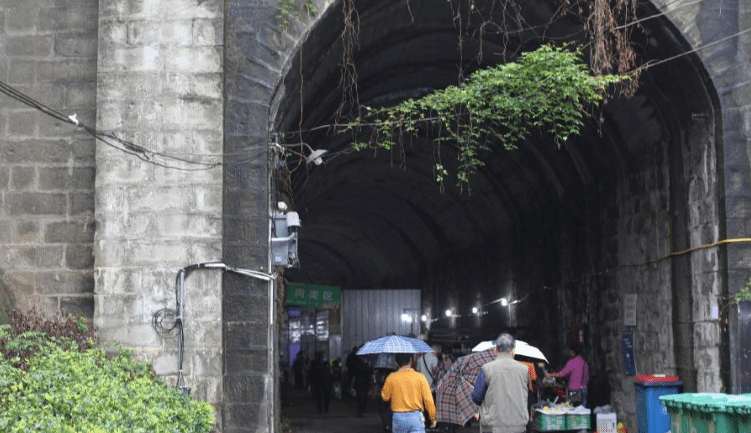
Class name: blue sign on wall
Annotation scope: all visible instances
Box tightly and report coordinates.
[623,330,636,376]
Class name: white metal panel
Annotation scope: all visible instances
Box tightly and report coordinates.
[340,289,421,360]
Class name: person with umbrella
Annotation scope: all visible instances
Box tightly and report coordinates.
[434,349,492,431]
[381,352,438,433]
[470,333,529,433]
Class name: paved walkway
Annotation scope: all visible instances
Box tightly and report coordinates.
[282,388,480,433]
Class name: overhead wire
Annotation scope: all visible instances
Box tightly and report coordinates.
[2,0,745,171]
[0,79,272,170]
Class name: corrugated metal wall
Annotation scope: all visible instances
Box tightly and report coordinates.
[340,289,421,360]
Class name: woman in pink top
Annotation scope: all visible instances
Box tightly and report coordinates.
[546,345,589,406]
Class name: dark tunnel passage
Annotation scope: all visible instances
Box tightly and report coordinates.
[271,0,721,393]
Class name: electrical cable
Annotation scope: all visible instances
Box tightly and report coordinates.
[151,262,276,395]
[0,79,273,170]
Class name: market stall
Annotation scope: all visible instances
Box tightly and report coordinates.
[533,403,592,432]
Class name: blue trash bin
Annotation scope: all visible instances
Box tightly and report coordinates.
[634,374,683,433]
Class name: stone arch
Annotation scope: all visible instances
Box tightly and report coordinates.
[233,0,740,430]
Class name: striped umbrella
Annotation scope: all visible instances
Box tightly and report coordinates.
[356,335,432,355]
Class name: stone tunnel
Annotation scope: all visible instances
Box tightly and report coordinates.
[1,1,751,432]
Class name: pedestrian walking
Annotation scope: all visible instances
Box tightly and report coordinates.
[308,352,333,413]
[471,333,529,433]
[345,345,360,398]
[381,352,437,433]
[353,354,374,416]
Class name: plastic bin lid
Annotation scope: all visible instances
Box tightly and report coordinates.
[724,394,751,414]
[634,374,681,384]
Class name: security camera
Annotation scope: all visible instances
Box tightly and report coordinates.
[286,212,301,230]
[277,202,288,211]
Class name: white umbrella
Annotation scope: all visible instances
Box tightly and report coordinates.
[471,340,495,352]
[471,340,548,362]
[515,340,548,362]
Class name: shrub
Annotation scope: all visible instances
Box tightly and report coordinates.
[0,310,215,433]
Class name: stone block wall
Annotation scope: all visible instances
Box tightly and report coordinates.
[93,0,225,424]
[0,0,98,320]
[654,0,751,395]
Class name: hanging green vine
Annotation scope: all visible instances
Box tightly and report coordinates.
[342,45,629,187]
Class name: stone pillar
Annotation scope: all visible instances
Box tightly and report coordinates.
[0,0,98,320]
[222,1,278,430]
[94,0,225,422]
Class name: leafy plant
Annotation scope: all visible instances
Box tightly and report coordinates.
[0,274,14,325]
[1,309,95,370]
[721,278,751,313]
[343,45,628,188]
[0,311,215,433]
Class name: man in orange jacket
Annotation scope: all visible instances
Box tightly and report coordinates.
[381,353,437,433]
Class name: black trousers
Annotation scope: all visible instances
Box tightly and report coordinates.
[312,386,331,413]
[356,388,369,413]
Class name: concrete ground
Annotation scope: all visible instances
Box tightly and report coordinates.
[281,387,594,433]
[282,387,480,433]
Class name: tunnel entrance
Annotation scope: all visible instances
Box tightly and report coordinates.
[268,0,722,427]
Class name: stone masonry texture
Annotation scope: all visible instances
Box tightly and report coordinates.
[0,0,98,319]
[94,0,225,428]
[1,1,751,433]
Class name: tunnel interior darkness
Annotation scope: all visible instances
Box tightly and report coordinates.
[272,0,717,353]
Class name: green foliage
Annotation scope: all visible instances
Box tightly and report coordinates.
[1,309,96,370]
[344,45,628,188]
[732,280,751,304]
[276,0,318,30]
[0,315,215,433]
[0,275,14,325]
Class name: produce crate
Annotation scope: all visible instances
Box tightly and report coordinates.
[596,413,617,433]
[566,413,591,430]
[534,410,567,431]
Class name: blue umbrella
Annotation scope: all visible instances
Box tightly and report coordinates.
[357,335,432,355]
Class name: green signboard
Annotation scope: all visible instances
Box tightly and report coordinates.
[285,283,341,307]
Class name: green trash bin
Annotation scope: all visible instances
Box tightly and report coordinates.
[660,393,751,433]
[724,395,751,433]
[660,393,695,433]
[690,395,735,433]
[660,393,729,433]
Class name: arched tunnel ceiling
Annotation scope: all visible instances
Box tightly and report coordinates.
[274,0,713,288]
